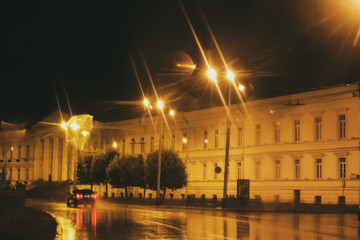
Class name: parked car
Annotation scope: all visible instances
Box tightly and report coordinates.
[67,189,97,207]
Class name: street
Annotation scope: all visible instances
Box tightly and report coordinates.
[26,199,359,240]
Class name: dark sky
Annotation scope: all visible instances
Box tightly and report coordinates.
[1,0,360,124]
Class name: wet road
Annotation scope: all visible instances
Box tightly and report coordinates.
[27,199,360,240]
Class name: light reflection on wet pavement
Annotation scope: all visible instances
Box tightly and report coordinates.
[27,199,360,240]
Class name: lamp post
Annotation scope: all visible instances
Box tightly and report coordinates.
[207,68,235,208]
[144,99,174,201]
[156,100,164,200]
[61,114,93,190]
[178,112,189,197]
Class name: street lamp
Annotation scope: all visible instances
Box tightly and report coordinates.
[156,100,163,201]
[207,68,235,208]
[61,114,93,189]
[144,98,175,201]
[238,84,245,92]
[207,68,217,82]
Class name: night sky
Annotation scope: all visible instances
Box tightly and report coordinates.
[1,0,360,124]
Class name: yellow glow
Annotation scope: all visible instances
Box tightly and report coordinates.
[238,84,245,92]
[169,110,175,116]
[61,122,67,130]
[157,100,164,110]
[207,68,217,82]
[11,147,13,151]
[177,63,196,70]
[81,131,88,137]
[182,137,187,143]
[226,70,235,82]
[149,105,153,109]
[112,142,117,149]
[70,122,80,131]
[204,139,208,143]
[144,99,149,107]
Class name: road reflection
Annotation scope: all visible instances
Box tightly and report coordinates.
[26,199,359,240]
[75,208,97,233]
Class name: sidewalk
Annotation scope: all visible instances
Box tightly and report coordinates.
[0,207,57,240]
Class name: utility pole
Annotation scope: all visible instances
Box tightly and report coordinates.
[156,118,163,202]
[222,86,231,208]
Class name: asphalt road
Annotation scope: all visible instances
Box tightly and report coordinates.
[26,199,360,240]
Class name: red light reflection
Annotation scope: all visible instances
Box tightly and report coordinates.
[76,210,83,230]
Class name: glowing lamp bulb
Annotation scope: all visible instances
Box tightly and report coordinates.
[238,84,245,92]
[169,110,175,116]
[144,99,149,107]
[70,123,80,131]
[157,100,164,110]
[81,130,88,137]
[182,137,187,143]
[113,142,117,149]
[227,70,235,82]
[207,68,217,82]
[61,122,67,130]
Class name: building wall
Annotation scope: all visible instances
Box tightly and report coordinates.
[1,84,359,204]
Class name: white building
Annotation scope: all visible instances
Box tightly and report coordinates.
[1,84,360,204]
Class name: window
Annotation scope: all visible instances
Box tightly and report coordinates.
[122,139,126,154]
[204,131,208,149]
[26,145,30,159]
[105,139,109,150]
[131,138,135,154]
[190,163,196,180]
[275,160,281,179]
[140,137,145,153]
[18,145,21,159]
[238,127,243,147]
[274,123,280,143]
[316,158,322,179]
[295,159,301,179]
[339,114,346,139]
[294,120,300,142]
[255,161,260,180]
[100,140,104,150]
[214,163,218,180]
[202,163,207,180]
[17,168,21,180]
[10,147,13,159]
[94,141,98,150]
[256,125,261,144]
[214,130,219,148]
[171,134,175,150]
[150,136,154,152]
[9,169,12,181]
[25,169,29,180]
[182,133,187,151]
[2,146,6,159]
[315,117,322,141]
[237,161,243,179]
[339,157,346,179]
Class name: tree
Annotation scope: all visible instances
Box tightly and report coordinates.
[145,150,187,197]
[77,153,94,188]
[93,151,119,197]
[107,154,145,197]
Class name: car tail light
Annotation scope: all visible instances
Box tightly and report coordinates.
[76,193,83,199]
[91,194,97,199]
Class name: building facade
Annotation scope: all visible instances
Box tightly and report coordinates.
[1,84,360,204]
